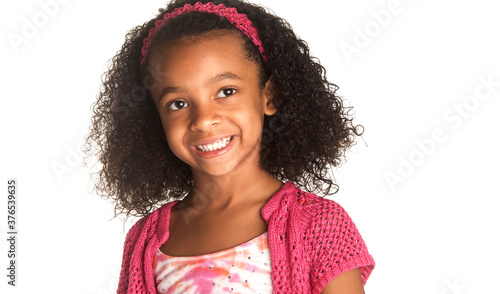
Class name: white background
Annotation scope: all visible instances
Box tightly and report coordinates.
[1,0,499,293]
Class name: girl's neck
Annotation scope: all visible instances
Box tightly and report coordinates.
[185,169,283,211]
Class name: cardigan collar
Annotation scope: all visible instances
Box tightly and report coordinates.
[155,181,297,243]
[260,181,296,221]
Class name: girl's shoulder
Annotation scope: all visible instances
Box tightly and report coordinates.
[273,182,375,286]
[264,181,349,220]
[268,182,366,241]
[124,200,180,243]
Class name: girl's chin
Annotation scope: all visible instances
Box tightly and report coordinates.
[191,161,240,178]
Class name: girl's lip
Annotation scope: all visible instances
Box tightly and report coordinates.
[191,135,234,147]
[191,135,236,159]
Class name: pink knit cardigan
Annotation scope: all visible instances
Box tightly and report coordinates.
[117,182,375,293]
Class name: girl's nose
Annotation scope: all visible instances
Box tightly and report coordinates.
[189,103,222,132]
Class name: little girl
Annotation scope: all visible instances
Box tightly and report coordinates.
[86,0,375,293]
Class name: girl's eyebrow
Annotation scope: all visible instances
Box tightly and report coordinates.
[204,72,242,87]
[159,72,242,100]
[160,86,185,99]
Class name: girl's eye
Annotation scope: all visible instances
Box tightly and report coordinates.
[167,100,188,111]
[217,88,236,98]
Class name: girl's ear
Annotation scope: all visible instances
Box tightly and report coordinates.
[262,75,277,116]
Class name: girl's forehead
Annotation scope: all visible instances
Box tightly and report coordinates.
[148,33,253,72]
[179,29,243,45]
[150,29,244,57]
[146,33,260,93]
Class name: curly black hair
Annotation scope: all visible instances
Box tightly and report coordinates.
[85,0,362,218]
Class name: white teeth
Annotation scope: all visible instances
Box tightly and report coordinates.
[196,136,232,152]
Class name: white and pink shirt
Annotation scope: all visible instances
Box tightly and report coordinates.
[153,232,273,293]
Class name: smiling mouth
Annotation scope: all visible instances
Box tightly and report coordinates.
[195,136,233,152]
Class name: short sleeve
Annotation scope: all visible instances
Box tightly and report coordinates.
[308,200,375,293]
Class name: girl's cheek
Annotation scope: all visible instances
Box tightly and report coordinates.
[164,124,185,147]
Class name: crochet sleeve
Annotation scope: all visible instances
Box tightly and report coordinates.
[307,200,375,293]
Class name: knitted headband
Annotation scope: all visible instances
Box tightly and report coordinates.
[139,2,267,66]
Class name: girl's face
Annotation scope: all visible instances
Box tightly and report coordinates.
[149,32,276,178]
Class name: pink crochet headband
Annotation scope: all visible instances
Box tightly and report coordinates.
[139,2,267,66]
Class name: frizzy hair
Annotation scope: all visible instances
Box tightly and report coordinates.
[85,0,363,218]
